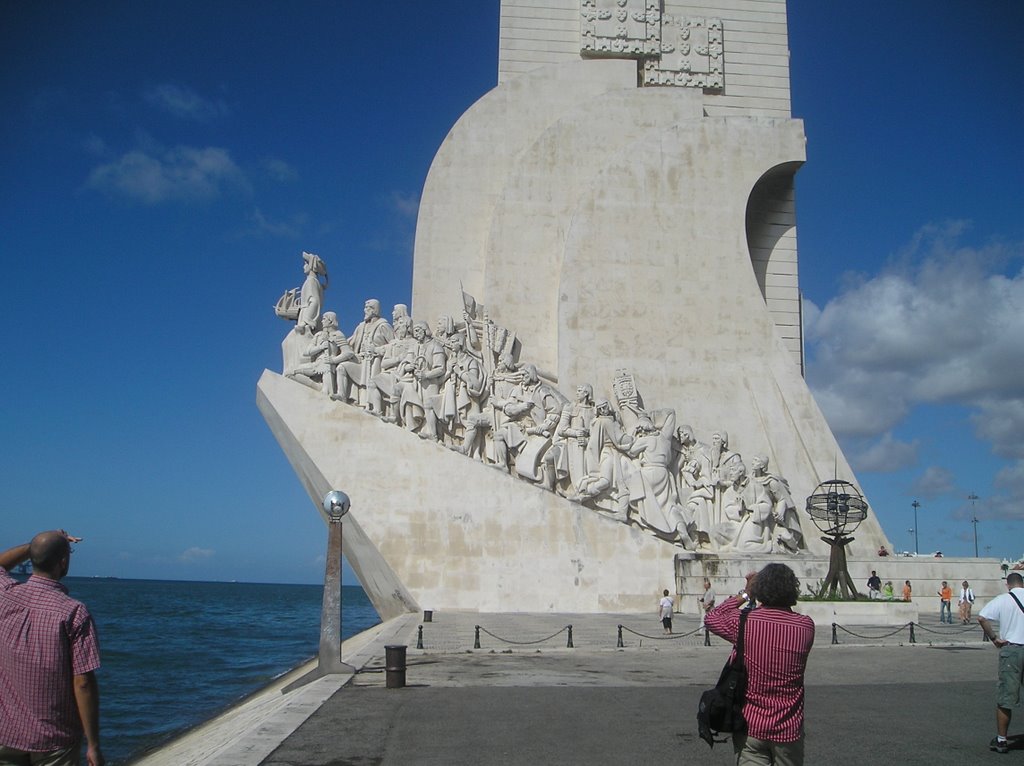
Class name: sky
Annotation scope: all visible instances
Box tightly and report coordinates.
[1,1,1021,585]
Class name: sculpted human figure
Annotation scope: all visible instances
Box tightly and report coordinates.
[370,316,415,424]
[555,384,596,497]
[440,333,489,457]
[750,454,804,553]
[707,430,743,530]
[491,364,567,488]
[337,299,395,412]
[625,409,694,547]
[577,399,634,519]
[296,251,328,334]
[401,321,448,439]
[715,462,773,552]
[675,424,715,547]
[288,311,356,398]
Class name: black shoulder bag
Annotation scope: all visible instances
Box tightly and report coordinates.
[697,608,749,747]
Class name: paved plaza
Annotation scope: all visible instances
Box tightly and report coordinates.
[136,610,1018,766]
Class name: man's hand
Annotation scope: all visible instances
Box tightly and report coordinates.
[86,743,105,766]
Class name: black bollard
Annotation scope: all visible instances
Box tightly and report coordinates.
[704,627,711,647]
[416,625,424,650]
[566,625,574,648]
[617,625,624,648]
[831,623,838,645]
[385,644,407,689]
[909,622,916,644]
[474,625,481,649]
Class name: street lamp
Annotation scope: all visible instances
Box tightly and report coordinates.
[968,493,980,557]
[907,528,914,555]
[911,500,921,554]
[319,489,354,675]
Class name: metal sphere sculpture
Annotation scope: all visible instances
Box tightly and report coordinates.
[805,479,869,599]
[805,480,868,537]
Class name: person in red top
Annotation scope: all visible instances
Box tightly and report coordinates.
[0,530,104,766]
[705,563,815,766]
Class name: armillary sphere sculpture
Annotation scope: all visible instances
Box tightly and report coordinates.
[805,479,869,599]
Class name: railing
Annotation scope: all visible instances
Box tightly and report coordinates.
[831,621,984,645]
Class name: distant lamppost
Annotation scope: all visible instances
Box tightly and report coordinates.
[968,493,980,557]
[907,528,914,555]
[319,490,354,674]
[911,500,921,554]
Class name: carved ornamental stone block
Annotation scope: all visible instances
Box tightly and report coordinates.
[643,15,724,91]
[580,0,660,58]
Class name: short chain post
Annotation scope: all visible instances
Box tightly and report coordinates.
[566,624,574,648]
[909,622,916,644]
[704,626,711,647]
[831,623,838,645]
[617,625,624,648]
[474,625,481,649]
[416,624,424,650]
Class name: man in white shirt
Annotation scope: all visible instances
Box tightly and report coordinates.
[978,572,1024,754]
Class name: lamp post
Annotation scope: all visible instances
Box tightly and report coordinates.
[319,489,354,674]
[907,528,914,555]
[911,500,921,554]
[968,493,980,557]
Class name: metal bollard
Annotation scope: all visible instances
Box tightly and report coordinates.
[704,627,711,647]
[416,625,424,650]
[909,622,916,644]
[474,625,481,649]
[423,610,433,622]
[617,625,624,648]
[566,625,574,648]
[831,623,838,645]
[385,644,407,689]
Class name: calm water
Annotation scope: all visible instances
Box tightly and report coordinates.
[51,577,380,765]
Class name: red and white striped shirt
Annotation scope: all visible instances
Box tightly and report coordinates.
[705,597,814,743]
[0,568,101,752]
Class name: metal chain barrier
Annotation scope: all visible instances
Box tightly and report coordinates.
[911,621,982,636]
[831,621,983,645]
[616,623,707,646]
[474,624,574,649]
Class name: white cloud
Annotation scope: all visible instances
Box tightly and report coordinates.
[806,223,1024,519]
[87,145,249,203]
[850,433,918,473]
[144,83,228,122]
[910,466,956,498]
[180,546,215,562]
[388,190,420,219]
[262,158,299,183]
[247,207,306,238]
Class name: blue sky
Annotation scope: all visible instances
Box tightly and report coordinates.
[2,1,1021,584]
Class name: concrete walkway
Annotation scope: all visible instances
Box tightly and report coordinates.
[132,610,1010,765]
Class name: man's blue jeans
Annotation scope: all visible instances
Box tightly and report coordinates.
[940,600,952,623]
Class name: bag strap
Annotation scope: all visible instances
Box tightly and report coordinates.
[735,608,750,663]
[1010,591,1024,614]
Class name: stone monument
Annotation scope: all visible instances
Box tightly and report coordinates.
[258,0,897,620]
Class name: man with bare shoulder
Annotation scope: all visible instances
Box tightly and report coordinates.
[0,530,103,766]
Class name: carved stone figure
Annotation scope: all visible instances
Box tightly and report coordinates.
[577,399,633,519]
[675,424,715,547]
[491,364,567,488]
[625,409,693,547]
[287,311,355,397]
[337,299,395,412]
[441,333,489,457]
[750,454,804,553]
[555,384,596,497]
[715,462,773,552]
[370,316,415,424]
[402,321,448,440]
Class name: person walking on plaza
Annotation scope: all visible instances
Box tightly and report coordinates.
[978,572,1024,754]
[866,570,882,600]
[658,589,674,634]
[705,564,815,765]
[699,577,717,625]
[938,580,953,624]
[958,580,976,624]
[0,530,104,766]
